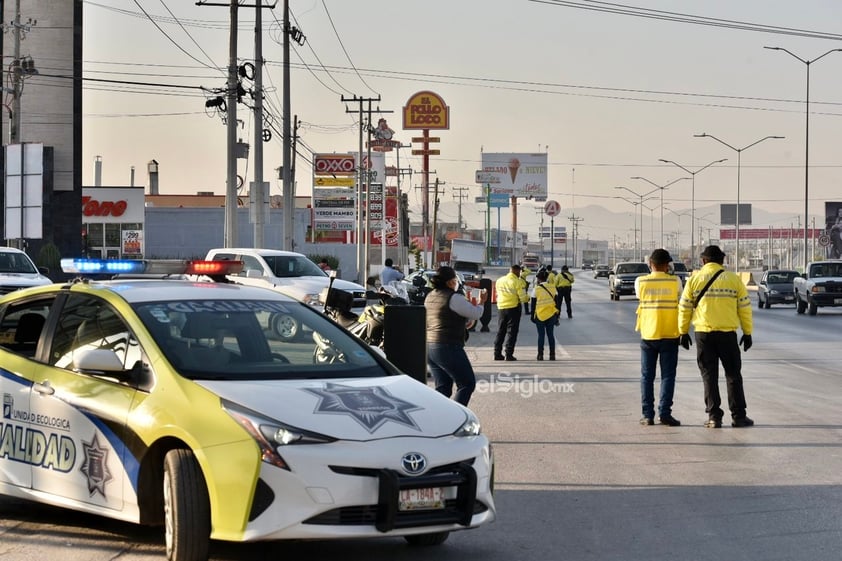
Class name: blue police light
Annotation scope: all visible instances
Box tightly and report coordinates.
[62,258,146,274]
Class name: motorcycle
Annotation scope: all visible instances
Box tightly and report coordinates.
[314,275,408,363]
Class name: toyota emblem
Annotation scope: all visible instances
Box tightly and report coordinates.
[401,452,427,475]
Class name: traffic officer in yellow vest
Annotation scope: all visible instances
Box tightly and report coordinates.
[494,264,530,361]
[530,268,559,360]
[544,265,557,286]
[678,245,754,429]
[519,265,532,314]
[555,265,575,318]
[634,249,683,427]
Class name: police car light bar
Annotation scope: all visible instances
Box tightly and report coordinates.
[61,258,244,276]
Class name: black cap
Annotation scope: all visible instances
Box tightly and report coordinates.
[561,265,569,271]
[649,248,673,265]
[701,245,726,260]
[511,264,522,271]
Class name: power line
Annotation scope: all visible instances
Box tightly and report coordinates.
[529,0,842,42]
[320,0,378,95]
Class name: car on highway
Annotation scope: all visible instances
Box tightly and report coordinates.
[0,258,496,561]
[593,264,610,279]
[609,262,650,300]
[757,269,799,308]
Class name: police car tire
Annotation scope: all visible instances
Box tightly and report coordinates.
[405,531,450,546]
[164,449,211,561]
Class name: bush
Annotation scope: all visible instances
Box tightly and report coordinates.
[36,242,62,279]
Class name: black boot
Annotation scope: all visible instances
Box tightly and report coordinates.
[549,351,556,361]
[537,351,544,361]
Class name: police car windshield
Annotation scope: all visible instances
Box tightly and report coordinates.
[134,299,387,380]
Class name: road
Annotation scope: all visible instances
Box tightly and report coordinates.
[2,269,841,560]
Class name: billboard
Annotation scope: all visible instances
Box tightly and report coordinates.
[720,203,752,226]
[480,152,548,198]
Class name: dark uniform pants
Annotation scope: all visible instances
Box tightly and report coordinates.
[556,287,572,317]
[695,330,747,420]
[494,306,522,357]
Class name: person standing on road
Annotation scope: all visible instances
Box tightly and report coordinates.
[530,268,559,361]
[555,265,575,318]
[634,249,683,427]
[678,245,754,429]
[494,264,529,361]
[425,266,487,406]
[380,258,404,286]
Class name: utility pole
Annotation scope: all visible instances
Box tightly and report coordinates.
[569,214,583,266]
[430,178,445,267]
[394,142,411,270]
[201,0,279,248]
[342,95,384,282]
[452,186,470,236]
[252,0,266,248]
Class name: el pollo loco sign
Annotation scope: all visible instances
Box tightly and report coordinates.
[403,91,449,130]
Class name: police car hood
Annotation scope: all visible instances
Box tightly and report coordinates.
[196,375,469,440]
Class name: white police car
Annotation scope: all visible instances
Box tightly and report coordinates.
[0,258,495,561]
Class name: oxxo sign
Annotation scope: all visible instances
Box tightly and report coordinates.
[314,154,356,176]
[402,91,450,130]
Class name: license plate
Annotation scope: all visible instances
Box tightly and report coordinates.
[398,487,444,511]
[785,296,794,301]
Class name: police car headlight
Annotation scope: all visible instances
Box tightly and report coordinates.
[223,400,335,470]
[454,411,482,437]
[769,289,779,295]
[812,286,825,293]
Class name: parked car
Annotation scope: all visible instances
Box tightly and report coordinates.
[0,247,53,295]
[670,262,689,286]
[757,269,799,308]
[608,262,650,300]
[0,258,496,561]
[204,248,367,340]
[593,264,610,279]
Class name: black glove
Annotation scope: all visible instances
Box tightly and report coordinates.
[680,333,693,350]
[739,334,752,352]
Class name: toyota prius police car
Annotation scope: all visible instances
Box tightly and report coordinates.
[0,258,495,561]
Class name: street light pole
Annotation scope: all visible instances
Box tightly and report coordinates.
[615,186,660,260]
[765,46,842,272]
[658,158,727,266]
[630,176,690,249]
[665,208,689,258]
[615,196,640,260]
[694,133,784,272]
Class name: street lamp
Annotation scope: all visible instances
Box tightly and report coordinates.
[765,46,842,272]
[630,176,690,249]
[658,158,727,266]
[615,196,640,261]
[694,133,784,272]
[616,186,659,260]
[642,202,657,250]
[665,208,690,258]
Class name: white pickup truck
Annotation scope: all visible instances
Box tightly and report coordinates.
[0,247,53,296]
[793,260,842,316]
[205,248,367,339]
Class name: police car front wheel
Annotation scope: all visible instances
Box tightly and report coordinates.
[164,449,211,561]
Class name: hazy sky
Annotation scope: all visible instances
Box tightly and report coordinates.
[82,1,842,241]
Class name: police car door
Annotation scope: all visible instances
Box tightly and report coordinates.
[0,296,55,491]
[30,293,141,514]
